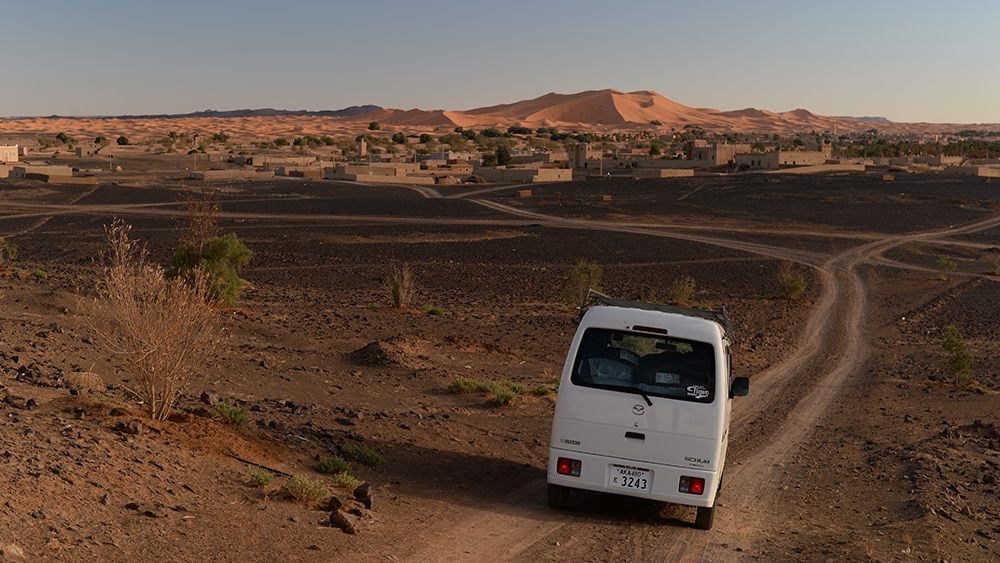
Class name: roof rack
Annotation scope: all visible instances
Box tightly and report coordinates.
[579,289,733,338]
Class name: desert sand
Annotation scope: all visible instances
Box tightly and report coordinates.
[3,89,999,144]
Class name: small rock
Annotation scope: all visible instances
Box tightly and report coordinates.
[99,494,109,505]
[200,390,220,406]
[353,483,371,501]
[329,510,356,534]
[326,496,343,512]
[125,502,140,510]
[114,421,143,436]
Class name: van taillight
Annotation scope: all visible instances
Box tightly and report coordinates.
[556,457,581,477]
[679,476,705,495]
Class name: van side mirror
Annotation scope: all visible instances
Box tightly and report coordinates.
[729,377,749,398]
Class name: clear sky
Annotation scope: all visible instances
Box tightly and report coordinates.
[2,0,998,123]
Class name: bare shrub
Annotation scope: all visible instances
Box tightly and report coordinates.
[181,194,220,254]
[83,220,223,421]
[777,261,807,299]
[388,264,414,308]
[64,371,104,393]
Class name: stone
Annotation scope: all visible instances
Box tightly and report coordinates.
[353,483,371,501]
[200,390,220,406]
[329,510,356,534]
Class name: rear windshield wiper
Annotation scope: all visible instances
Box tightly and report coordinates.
[636,391,653,406]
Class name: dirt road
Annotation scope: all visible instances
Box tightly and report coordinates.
[393,197,1000,561]
[3,181,997,561]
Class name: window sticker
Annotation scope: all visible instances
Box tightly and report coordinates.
[655,372,680,385]
[686,385,710,399]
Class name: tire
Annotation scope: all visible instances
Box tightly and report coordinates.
[695,505,715,530]
[547,484,570,509]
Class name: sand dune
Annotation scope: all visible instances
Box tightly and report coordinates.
[2,89,998,142]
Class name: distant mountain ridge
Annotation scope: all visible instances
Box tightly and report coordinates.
[109,105,384,120]
[5,91,997,134]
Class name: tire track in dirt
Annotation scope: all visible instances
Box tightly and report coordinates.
[403,200,1000,562]
[0,186,99,238]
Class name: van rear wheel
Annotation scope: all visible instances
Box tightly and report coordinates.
[695,505,715,530]
[547,484,570,509]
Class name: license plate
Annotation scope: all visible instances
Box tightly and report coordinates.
[608,465,651,492]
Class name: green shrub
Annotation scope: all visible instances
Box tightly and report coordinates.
[422,304,445,316]
[367,122,381,131]
[937,256,957,277]
[245,465,274,488]
[777,262,807,299]
[332,471,364,490]
[562,260,603,305]
[116,135,130,146]
[1,238,19,261]
[942,325,972,387]
[667,276,696,304]
[167,233,252,306]
[31,269,48,280]
[214,400,249,426]
[448,378,480,393]
[449,378,527,406]
[284,475,330,502]
[341,443,384,467]
[530,385,553,396]
[495,146,512,166]
[317,455,351,475]
[489,388,517,406]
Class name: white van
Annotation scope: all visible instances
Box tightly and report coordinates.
[547,292,748,530]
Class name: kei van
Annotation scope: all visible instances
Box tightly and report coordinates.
[547,292,749,530]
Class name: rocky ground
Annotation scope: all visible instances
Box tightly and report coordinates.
[1,172,998,560]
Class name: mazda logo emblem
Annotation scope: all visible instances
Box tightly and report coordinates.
[632,404,645,416]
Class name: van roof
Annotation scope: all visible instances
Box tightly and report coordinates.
[580,290,732,339]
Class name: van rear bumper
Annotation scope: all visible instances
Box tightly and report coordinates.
[547,447,718,508]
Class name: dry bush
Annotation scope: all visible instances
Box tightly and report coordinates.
[284,475,331,502]
[388,264,415,308]
[181,194,221,255]
[83,219,223,421]
[64,371,104,392]
[777,261,807,299]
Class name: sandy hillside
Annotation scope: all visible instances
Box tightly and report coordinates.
[3,89,1000,143]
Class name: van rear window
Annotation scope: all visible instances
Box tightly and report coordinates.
[570,328,716,403]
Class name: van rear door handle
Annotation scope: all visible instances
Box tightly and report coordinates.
[625,432,645,440]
